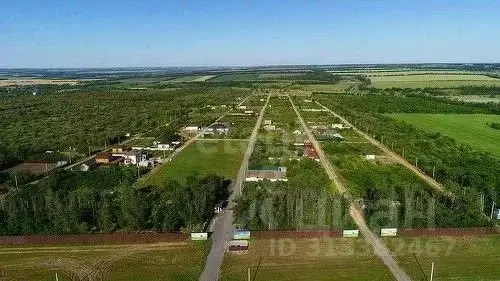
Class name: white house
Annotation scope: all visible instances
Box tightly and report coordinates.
[245,167,288,182]
[123,150,148,165]
[264,120,272,125]
[184,126,201,132]
[292,130,302,135]
[332,123,344,129]
[238,105,247,109]
[244,110,254,114]
[263,124,276,131]
[365,154,376,160]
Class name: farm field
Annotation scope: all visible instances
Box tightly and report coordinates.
[166,75,215,82]
[389,113,500,157]
[143,140,247,186]
[210,73,260,82]
[327,70,477,76]
[0,242,209,281]
[219,238,393,281]
[385,235,500,281]
[369,74,500,88]
[289,81,359,92]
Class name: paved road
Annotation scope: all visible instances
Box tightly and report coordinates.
[199,94,271,281]
[315,101,453,197]
[289,95,412,281]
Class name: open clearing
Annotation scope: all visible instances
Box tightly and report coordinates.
[0,242,209,281]
[144,140,247,186]
[0,78,81,86]
[385,235,500,281]
[369,74,500,88]
[289,81,359,92]
[446,95,500,103]
[389,113,500,157]
[167,75,215,82]
[220,238,393,281]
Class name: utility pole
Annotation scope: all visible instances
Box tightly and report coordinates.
[415,157,418,168]
[14,174,18,188]
[430,262,435,281]
[491,202,496,219]
[432,166,436,179]
[247,267,251,281]
[402,147,405,159]
[55,272,59,281]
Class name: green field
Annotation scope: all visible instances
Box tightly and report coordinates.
[370,74,500,88]
[144,140,247,186]
[390,113,500,157]
[0,242,209,281]
[386,235,500,281]
[220,238,393,281]
[211,73,260,82]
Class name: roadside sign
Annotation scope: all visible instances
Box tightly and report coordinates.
[191,232,208,241]
[343,230,359,238]
[380,228,398,237]
[233,230,251,240]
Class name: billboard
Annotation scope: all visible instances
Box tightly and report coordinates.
[191,233,208,241]
[343,230,359,238]
[233,230,251,240]
[380,228,398,237]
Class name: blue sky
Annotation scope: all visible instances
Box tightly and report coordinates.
[1,0,499,67]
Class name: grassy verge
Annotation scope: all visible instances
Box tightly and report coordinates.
[220,238,393,281]
[385,235,500,281]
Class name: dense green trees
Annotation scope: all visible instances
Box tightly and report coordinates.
[315,92,500,227]
[0,167,229,235]
[0,84,251,169]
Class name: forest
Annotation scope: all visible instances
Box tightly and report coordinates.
[0,84,251,170]
[0,166,229,235]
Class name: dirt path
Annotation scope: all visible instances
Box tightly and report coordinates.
[314,101,453,197]
[289,95,412,281]
[138,93,255,185]
[199,93,271,281]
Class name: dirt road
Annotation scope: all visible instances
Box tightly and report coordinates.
[315,101,452,197]
[199,94,271,281]
[289,95,412,281]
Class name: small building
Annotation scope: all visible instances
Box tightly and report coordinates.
[138,159,155,168]
[157,141,181,151]
[244,110,254,114]
[304,143,319,160]
[184,126,201,132]
[303,99,313,103]
[95,152,115,164]
[238,105,247,110]
[123,150,148,165]
[263,124,276,131]
[365,154,376,160]
[245,167,287,182]
[292,130,302,135]
[111,146,132,154]
[264,120,272,125]
[332,123,344,129]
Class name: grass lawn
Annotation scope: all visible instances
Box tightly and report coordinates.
[144,140,248,186]
[370,74,500,88]
[0,242,209,281]
[389,113,500,157]
[385,235,500,281]
[220,238,393,281]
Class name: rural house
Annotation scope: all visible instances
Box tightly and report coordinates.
[245,166,288,182]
